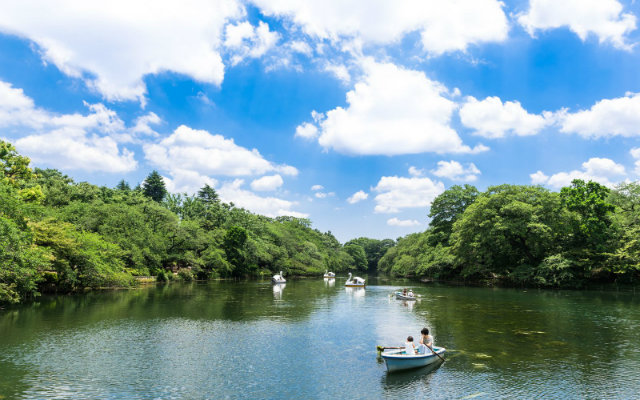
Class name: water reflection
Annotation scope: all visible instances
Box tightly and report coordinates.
[345,286,365,298]
[400,300,415,311]
[273,283,286,300]
[381,360,443,388]
[324,278,335,287]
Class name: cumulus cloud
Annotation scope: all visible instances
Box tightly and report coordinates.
[0,0,245,102]
[224,21,280,65]
[373,175,445,213]
[0,81,137,173]
[432,161,481,182]
[559,93,640,138]
[530,157,627,188]
[162,169,218,194]
[387,217,421,227]
[252,0,509,54]
[408,166,426,177]
[460,96,553,138]
[144,125,297,178]
[314,191,335,199]
[347,190,368,204]
[311,184,324,191]
[219,179,307,218]
[518,0,636,50]
[631,148,640,176]
[295,122,319,139]
[299,59,487,155]
[250,174,284,191]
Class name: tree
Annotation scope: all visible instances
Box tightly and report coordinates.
[116,180,131,191]
[198,184,219,204]
[142,170,167,202]
[428,184,479,244]
[451,185,564,282]
[344,243,367,271]
[560,179,615,253]
[223,226,248,276]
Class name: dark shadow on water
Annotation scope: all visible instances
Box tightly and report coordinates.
[381,360,444,389]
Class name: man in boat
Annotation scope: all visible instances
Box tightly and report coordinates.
[418,327,434,354]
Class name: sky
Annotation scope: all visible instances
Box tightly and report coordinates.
[1,0,640,242]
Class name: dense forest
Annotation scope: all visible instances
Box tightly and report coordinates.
[3,138,640,305]
[0,140,391,304]
[380,182,640,288]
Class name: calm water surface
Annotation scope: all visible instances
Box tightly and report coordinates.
[1,278,639,399]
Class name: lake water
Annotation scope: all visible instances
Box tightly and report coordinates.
[1,278,639,399]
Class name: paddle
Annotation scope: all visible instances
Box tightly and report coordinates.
[423,343,445,362]
[376,346,405,352]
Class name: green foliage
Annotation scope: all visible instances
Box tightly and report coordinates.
[177,269,194,282]
[142,170,167,202]
[428,184,479,244]
[345,237,395,271]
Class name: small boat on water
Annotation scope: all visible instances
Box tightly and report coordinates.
[395,290,417,301]
[272,271,286,284]
[323,270,336,279]
[345,272,365,287]
[381,347,446,372]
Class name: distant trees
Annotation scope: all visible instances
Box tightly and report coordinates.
[380,179,640,288]
[142,170,167,202]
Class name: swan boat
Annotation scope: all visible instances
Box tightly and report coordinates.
[323,270,336,279]
[381,346,446,372]
[395,291,417,301]
[345,272,365,287]
[272,271,286,284]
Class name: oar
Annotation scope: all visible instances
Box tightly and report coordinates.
[424,343,445,362]
[376,345,405,352]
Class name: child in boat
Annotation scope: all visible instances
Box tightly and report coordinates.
[407,289,414,297]
[404,336,417,354]
[419,327,433,354]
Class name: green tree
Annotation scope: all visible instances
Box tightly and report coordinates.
[223,226,248,276]
[344,243,367,271]
[428,184,479,244]
[142,170,167,202]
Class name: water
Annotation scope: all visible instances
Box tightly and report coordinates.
[1,278,639,399]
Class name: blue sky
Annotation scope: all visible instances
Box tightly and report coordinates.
[1,0,640,241]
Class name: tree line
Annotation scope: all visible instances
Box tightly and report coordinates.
[0,141,391,304]
[379,181,640,288]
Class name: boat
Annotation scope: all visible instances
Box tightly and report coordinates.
[395,290,417,301]
[272,271,286,284]
[381,346,446,372]
[323,270,336,279]
[345,272,365,287]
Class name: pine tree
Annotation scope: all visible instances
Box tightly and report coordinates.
[142,170,167,202]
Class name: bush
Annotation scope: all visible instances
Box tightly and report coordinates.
[177,269,194,282]
[156,270,169,282]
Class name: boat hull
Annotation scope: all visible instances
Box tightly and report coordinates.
[395,292,416,301]
[344,284,365,287]
[382,347,445,372]
[323,275,335,279]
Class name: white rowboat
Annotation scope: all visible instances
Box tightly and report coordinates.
[381,347,445,372]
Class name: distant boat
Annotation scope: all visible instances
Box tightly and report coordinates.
[345,272,365,287]
[272,271,286,284]
[381,347,446,372]
[323,270,335,279]
[395,290,417,301]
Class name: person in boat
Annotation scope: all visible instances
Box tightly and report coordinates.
[402,288,407,296]
[404,336,416,354]
[407,289,414,297]
[418,327,433,354]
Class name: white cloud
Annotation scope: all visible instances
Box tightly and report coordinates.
[323,63,351,84]
[302,59,487,155]
[630,148,640,176]
[311,185,324,191]
[289,41,313,55]
[0,81,137,173]
[131,112,162,137]
[387,217,420,227]
[251,0,509,54]
[373,175,445,213]
[347,190,368,204]
[224,21,280,65]
[314,191,335,199]
[559,93,640,138]
[460,96,553,138]
[219,179,307,218]
[295,122,319,139]
[530,157,627,188]
[162,169,217,194]
[518,0,636,50]
[0,0,245,102]
[144,125,297,178]
[408,166,426,177]
[432,160,481,182]
[250,174,284,191]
